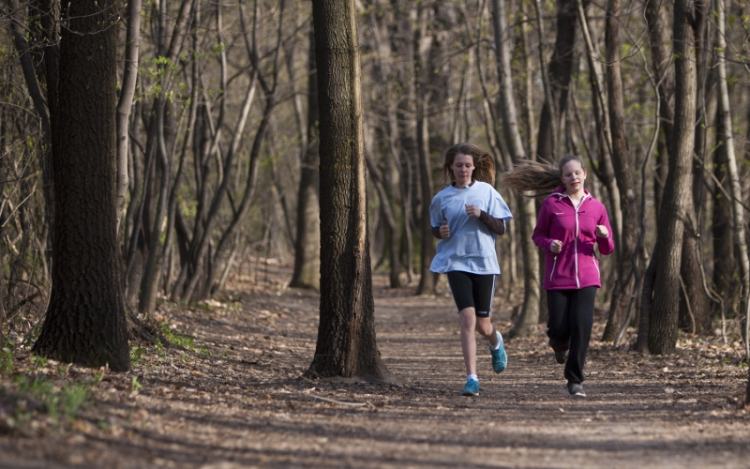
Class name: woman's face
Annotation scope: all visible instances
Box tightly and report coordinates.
[560,160,586,194]
[450,153,475,187]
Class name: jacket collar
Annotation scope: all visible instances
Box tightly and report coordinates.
[549,187,592,204]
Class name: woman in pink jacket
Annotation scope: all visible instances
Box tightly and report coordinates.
[505,155,614,397]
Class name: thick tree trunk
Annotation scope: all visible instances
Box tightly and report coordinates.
[32,0,130,371]
[649,0,696,354]
[291,26,321,291]
[307,0,390,380]
[491,0,540,337]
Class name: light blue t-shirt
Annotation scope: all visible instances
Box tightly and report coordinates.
[429,181,513,274]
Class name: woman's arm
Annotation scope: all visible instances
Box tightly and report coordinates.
[596,206,615,255]
[479,211,505,235]
[532,201,554,252]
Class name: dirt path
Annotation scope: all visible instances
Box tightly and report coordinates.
[2,265,749,468]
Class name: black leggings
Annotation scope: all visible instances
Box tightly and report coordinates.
[546,287,598,384]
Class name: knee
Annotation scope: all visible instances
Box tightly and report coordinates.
[459,308,476,329]
[475,318,493,337]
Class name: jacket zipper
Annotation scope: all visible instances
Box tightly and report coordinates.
[593,256,600,277]
[562,193,590,289]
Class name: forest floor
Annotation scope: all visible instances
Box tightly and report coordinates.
[1,261,750,469]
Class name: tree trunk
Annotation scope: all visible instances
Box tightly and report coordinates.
[535,0,578,161]
[601,0,639,342]
[32,0,130,371]
[715,0,750,389]
[644,0,674,229]
[648,0,697,355]
[8,0,56,267]
[115,0,142,228]
[577,0,622,257]
[307,0,390,380]
[491,0,540,337]
[636,249,657,353]
[290,26,321,290]
[365,153,402,288]
[712,103,736,301]
[678,0,711,335]
[415,2,436,295]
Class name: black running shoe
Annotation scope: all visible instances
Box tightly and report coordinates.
[554,350,567,364]
[567,381,585,397]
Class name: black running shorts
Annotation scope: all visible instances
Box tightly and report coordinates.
[446,271,496,318]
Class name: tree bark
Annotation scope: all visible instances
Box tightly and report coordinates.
[715,0,750,379]
[115,0,142,228]
[712,101,736,301]
[307,0,390,380]
[491,0,540,337]
[415,1,436,295]
[576,0,622,257]
[290,25,321,291]
[535,0,578,161]
[32,0,130,371]
[8,0,56,265]
[601,0,639,342]
[648,0,697,355]
[678,0,711,335]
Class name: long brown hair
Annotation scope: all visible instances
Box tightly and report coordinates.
[442,143,496,186]
[502,155,585,197]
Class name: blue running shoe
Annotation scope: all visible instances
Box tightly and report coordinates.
[461,379,480,396]
[490,331,507,373]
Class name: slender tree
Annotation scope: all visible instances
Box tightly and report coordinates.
[115,0,142,228]
[713,0,750,399]
[290,26,321,290]
[415,0,437,295]
[535,0,578,161]
[491,0,540,337]
[648,0,697,354]
[32,0,130,371]
[307,0,390,380]
[600,0,639,342]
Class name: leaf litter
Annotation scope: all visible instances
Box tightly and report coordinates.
[1,261,749,468]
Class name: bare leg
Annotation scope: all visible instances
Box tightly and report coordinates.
[460,309,499,375]
[459,308,478,375]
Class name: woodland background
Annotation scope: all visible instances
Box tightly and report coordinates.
[0,0,749,396]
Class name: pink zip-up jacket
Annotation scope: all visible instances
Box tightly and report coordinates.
[532,188,615,290]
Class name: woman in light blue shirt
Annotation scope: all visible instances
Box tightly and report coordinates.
[429,143,513,396]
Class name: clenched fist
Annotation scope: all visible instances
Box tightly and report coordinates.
[465,204,481,218]
[440,220,451,239]
[550,240,563,254]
